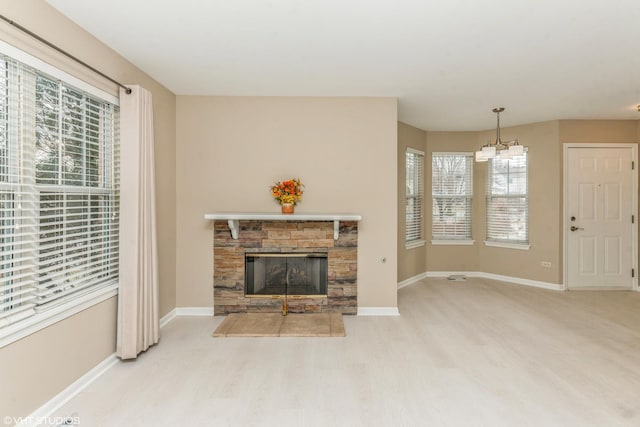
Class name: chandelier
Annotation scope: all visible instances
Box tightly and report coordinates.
[475,107,525,162]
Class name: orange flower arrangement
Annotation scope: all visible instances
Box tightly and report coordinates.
[270,178,304,206]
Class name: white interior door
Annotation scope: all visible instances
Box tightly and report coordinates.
[566,146,635,290]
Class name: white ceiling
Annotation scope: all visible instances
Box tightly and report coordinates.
[47,0,640,131]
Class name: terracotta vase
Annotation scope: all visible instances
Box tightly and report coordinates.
[281,203,294,214]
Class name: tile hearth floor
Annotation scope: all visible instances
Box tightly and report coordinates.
[51,277,640,426]
[212,312,345,337]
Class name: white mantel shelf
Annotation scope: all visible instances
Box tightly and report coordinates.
[204,212,362,240]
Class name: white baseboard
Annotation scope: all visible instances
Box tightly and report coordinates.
[357,307,400,316]
[478,272,564,291]
[398,272,428,289]
[159,307,213,328]
[159,308,177,328]
[21,306,216,425]
[20,306,215,426]
[175,307,214,316]
[426,271,479,278]
[424,271,563,291]
[18,354,119,426]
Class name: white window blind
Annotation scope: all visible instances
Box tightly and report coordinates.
[406,148,424,244]
[486,153,528,244]
[432,153,473,240]
[0,53,119,328]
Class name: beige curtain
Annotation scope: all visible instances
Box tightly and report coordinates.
[117,85,159,360]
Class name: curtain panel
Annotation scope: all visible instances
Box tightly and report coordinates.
[117,85,159,359]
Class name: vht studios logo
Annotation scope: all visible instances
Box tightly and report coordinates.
[3,415,80,426]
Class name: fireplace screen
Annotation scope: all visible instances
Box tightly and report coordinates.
[245,253,328,296]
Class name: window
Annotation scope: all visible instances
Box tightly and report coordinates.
[486,153,528,245]
[432,153,473,241]
[405,148,424,247]
[0,51,119,331]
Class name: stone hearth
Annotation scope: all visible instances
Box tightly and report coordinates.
[213,220,358,315]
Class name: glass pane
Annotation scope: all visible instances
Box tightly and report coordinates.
[35,80,110,188]
[406,150,424,241]
[35,76,60,185]
[85,99,102,187]
[487,197,528,241]
[432,196,471,238]
[488,153,528,243]
[38,193,64,293]
[490,173,509,195]
[406,152,418,197]
[507,172,527,194]
[0,191,14,313]
[432,155,471,196]
[406,196,422,240]
[88,194,114,279]
[0,59,8,183]
[493,159,510,174]
[62,86,85,186]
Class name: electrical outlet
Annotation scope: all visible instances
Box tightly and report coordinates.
[540,261,552,268]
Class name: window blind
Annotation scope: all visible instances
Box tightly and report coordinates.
[406,148,424,243]
[486,153,528,244]
[0,53,119,328]
[432,153,473,240]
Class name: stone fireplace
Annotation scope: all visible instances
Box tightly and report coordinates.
[212,217,358,315]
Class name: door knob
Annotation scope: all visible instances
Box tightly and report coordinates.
[570,225,584,231]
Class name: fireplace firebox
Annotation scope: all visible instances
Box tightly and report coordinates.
[245,253,328,297]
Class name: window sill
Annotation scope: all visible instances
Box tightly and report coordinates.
[405,239,426,249]
[0,283,119,349]
[484,241,530,250]
[431,240,475,246]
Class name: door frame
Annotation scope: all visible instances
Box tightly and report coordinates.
[562,143,638,291]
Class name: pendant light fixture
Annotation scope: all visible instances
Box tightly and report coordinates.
[475,107,525,162]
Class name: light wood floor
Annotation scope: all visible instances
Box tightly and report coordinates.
[53,278,640,426]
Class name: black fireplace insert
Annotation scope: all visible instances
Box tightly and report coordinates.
[244,253,328,296]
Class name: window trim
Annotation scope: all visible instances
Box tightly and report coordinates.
[0,43,120,348]
[431,239,475,246]
[0,282,117,348]
[484,240,530,250]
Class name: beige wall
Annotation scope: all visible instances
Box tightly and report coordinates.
[397,122,427,282]
[559,120,638,143]
[0,298,117,418]
[176,96,398,309]
[0,0,176,417]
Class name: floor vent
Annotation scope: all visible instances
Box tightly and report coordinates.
[447,274,467,281]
